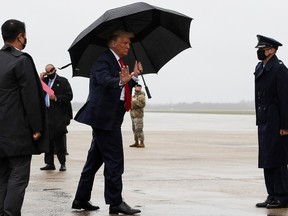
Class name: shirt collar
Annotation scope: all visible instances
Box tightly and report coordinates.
[110,48,120,61]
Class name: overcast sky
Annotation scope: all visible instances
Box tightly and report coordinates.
[2,0,288,104]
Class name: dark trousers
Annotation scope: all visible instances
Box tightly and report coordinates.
[0,155,31,216]
[44,134,66,165]
[264,164,288,203]
[64,134,67,153]
[75,101,126,205]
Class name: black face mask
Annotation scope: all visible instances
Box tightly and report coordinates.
[47,73,56,80]
[20,37,27,50]
[257,49,266,60]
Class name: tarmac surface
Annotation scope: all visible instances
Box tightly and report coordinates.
[21,113,288,216]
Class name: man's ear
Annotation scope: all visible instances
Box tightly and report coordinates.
[112,42,117,48]
[270,48,277,55]
[16,33,22,41]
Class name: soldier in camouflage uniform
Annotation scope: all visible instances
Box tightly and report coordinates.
[130,84,146,148]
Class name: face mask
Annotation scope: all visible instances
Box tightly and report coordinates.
[20,37,27,50]
[257,49,266,60]
[47,73,56,80]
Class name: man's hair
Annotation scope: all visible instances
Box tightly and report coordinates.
[1,19,26,42]
[107,30,134,47]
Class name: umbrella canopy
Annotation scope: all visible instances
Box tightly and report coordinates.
[68,1,193,78]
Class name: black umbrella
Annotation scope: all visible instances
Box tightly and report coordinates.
[68,2,193,98]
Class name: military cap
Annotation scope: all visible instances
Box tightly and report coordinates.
[136,84,142,87]
[255,35,282,48]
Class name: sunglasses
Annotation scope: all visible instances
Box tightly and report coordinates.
[46,68,56,73]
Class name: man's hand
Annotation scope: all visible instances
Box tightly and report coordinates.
[119,65,134,84]
[280,129,288,136]
[133,61,143,77]
[33,132,41,141]
[39,72,46,80]
[49,94,57,101]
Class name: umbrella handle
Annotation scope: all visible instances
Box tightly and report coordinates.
[140,72,152,99]
[57,63,72,70]
[144,85,152,99]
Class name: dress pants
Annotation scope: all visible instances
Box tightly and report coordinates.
[0,155,31,216]
[75,101,126,205]
[44,134,66,165]
[264,164,288,203]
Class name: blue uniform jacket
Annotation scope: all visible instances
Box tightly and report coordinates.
[254,55,288,168]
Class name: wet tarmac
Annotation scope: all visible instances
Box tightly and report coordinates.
[21,113,288,215]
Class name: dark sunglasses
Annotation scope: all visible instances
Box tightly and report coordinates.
[47,68,56,73]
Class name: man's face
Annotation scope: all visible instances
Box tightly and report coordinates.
[45,65,57,79]
[135,86,142,92]
[262,48,273,55]
[45,65,56,75]
[257,47,275,61]
[17,32,27,50]
[112,35,131,57]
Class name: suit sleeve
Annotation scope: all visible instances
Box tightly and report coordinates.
[15,56,43,132]
[92,57,121,89]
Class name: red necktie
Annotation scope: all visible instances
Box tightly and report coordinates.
[119,58,131,111]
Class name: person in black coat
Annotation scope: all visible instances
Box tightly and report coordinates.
[72,30,142,215]
[39,64,73,171]
[254,35,288,209]
[0,19,49,216]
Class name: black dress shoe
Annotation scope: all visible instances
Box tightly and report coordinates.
[109,202,141,215]
[72,200,99,211]
[59,164,66,171]
[40,164,55,170]
[267,200,288,209]
[256,199,273,208]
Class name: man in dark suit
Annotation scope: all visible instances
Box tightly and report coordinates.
[0,19,49,216]
[254,35,288,209]
[72,30,142,215]
[39,64,73,171]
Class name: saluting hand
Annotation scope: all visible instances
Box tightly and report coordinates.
[39,72,46,80]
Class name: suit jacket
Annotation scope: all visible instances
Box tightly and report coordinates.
[43,75,73,139]
[254,55,288,168]
[75,49,137,130]
[0,45,49,157]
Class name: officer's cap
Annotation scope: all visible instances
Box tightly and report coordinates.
[255,35,282,49]
[136,84,142,87]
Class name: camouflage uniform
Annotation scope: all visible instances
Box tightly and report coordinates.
[130,90,146,147]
